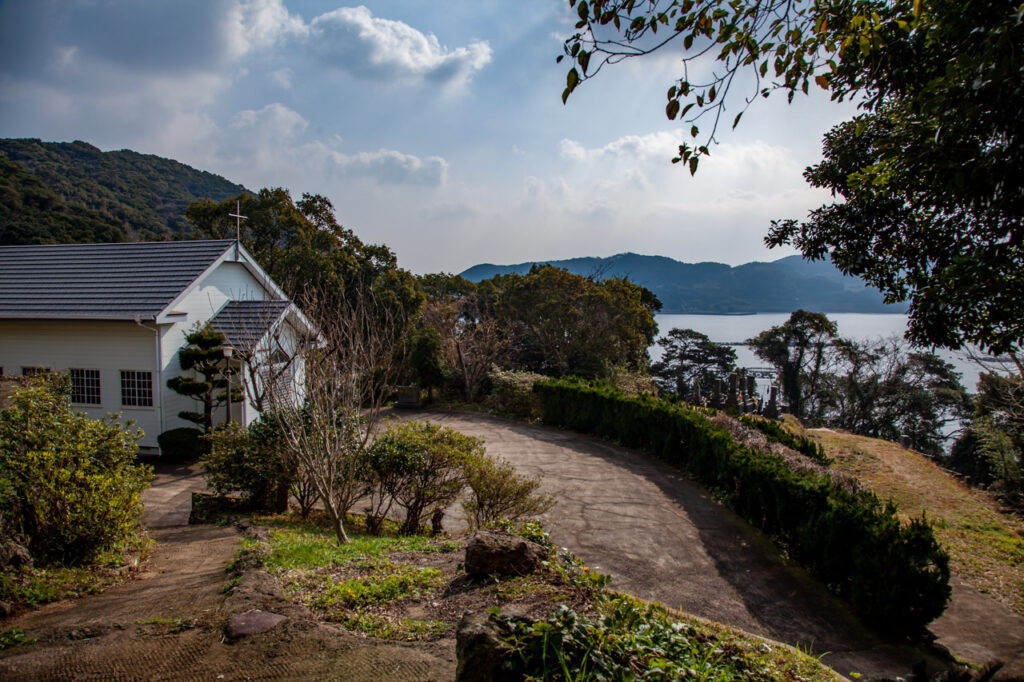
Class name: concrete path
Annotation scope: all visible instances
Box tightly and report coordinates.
[411,410,948,680]
[140,461,209,528]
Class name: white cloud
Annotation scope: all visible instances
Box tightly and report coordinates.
[309,6,491,87]
[319,146,448,186]
[230,102,308,139]
[560,131,682,162]
[269,67,293,89]
[227,0,308,60]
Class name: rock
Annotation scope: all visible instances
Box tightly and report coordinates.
[464,531,547,577]
[0,539,33,569]
[455,610,522,682]
[224,609,287,639]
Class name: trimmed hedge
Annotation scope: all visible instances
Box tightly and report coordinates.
[533,378,950,635]
[737,414,832,466]
[157,427,204,463]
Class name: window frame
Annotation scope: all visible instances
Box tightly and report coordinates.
[119,369,154,408]
[69,368,102,406]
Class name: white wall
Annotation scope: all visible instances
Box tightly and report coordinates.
[0,320,161,448]
[159,258,275,435]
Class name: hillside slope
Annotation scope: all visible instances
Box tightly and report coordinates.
[797,421,1024,618]
[460,252,905,314]
[0,138,247,241]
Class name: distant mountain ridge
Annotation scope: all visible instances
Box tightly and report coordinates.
[461,252,906,314]
[0,138,247,243]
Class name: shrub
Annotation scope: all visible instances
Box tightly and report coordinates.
[157,427,204,464]
[0,374,151,565]
[366,421,482,534]
[462,455,555,529]
[533,377,950,635]
[484,367,545,419]
[202,414,290,511]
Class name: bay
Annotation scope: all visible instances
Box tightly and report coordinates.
[653,313,983,393]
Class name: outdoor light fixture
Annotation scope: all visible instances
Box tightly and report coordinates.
[224,346,234,423]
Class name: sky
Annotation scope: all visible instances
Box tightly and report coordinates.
[0,0,860,275]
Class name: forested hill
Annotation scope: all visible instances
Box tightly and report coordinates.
[461,253,906,314]
[0,138,247,243]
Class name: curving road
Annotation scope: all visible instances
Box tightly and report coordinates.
[410,409,943,680]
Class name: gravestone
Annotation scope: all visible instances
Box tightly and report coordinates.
[395,386,422,409]
[764,385,780,419]
[726,373,739,409]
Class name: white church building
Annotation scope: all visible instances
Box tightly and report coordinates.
[0,239,313,452]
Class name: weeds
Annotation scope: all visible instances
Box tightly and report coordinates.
[0,626,36,650]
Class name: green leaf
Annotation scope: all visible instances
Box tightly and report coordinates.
[666,100,680,119]
[689,157,699,175]
[733,112,743,128]
[566,68,580,91]
[690,125,699,138]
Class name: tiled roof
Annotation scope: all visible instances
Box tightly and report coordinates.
[0,240,235,320]
[209,300,290,350]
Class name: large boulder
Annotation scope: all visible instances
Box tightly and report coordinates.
[464,531,547,577]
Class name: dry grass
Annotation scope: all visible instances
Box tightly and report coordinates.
[795,422,1024,616]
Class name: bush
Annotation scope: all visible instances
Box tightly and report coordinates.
[462,455,555,529]
[533,377,950,635]
[484,367,545,419]
[157,427,204,464]
[365,421,482,534]
[201,415,290,512]
[0,374,151,565]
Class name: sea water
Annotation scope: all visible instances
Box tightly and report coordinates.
[652,313,984,393]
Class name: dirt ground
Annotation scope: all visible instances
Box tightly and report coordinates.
[0,524,456,681]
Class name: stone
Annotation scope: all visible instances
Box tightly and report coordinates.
[464,531,546,577]
[224,609,287,639]
[0,539,33,569]
[455,609,527,682]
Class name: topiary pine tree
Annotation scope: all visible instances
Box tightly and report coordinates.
[167,325,243,436]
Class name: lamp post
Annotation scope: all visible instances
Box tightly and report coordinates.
[223,346,234,424]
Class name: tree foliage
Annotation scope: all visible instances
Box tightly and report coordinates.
[560,0,1024,353]
[498,265,660,378]
[816,339,971,455]
[651,328,736,398]
[1,138,245,239]
[166,325,241,436]
[1,154,126,245]
[417,267,660,399]
[187,188,423,324]
[747,310,837,419]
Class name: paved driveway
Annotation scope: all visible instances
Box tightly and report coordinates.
[140,461,209,528]
[406,409,942,680]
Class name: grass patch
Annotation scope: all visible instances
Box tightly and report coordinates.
[0,532,152,613]
[133,617,198,634]
[338,612,453,641]
[248,512,460,641]
[808,427,1024,616]
[302,560,443,610]
[487,575,560,601]
[0,626,37,650]
[251,513,454,572]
